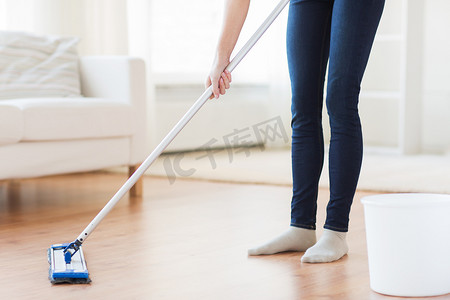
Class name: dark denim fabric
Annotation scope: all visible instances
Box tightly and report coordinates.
[287,0,385,232]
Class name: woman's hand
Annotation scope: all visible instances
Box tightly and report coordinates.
[205,0,250,99]
[205,56,232,99]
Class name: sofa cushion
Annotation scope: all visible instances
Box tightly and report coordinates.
[0,103,23,145]
[0,31,81,99]
[1,97,135,141]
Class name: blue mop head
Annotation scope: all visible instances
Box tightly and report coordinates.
[47,243,91,284]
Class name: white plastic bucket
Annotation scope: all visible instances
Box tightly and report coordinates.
[361,193,450,297]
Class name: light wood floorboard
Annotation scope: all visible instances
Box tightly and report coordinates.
[0,173,448,300]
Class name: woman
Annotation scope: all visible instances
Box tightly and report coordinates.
[206,0,385,263]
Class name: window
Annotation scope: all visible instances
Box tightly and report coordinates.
[150,0,276,85]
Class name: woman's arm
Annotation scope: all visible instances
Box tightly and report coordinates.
[206,0,250,99]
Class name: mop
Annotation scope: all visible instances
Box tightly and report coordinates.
[48,0,290,284]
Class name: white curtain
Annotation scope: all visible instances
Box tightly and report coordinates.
[0,0,36,32]
[0,0,129,55]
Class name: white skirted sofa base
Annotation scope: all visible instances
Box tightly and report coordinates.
[0,56,147,196]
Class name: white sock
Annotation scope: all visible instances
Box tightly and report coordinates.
[301,229,348,263]
[248,226,316,256]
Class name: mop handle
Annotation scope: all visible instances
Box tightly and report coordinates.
[75,0,290,245]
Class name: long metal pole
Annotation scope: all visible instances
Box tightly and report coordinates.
[75,0,290,245]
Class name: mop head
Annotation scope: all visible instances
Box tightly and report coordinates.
[48,243,91,284]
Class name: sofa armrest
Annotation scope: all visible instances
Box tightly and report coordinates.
[79,56,146,106]
[79,56,148,165]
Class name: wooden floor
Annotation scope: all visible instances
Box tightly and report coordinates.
[0,173,449,300]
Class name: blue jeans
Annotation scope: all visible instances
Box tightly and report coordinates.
[287,0,384,232]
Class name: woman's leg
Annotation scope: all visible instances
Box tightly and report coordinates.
[289,0,332,231]
[249,0,332,255]
[302,0,385,263]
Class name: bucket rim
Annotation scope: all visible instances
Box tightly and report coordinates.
[361,193,450,208]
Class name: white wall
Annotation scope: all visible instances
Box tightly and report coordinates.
[323,0,450,154]
[422,0,450,153]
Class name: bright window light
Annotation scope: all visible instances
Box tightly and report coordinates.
[150,0,274,85]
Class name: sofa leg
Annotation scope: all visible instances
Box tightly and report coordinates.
[129,165,143,197]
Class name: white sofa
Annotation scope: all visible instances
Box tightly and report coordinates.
[0,56,147,195]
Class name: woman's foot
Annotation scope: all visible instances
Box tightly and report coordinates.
[301,229,348,263]
[248,226,316,255]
